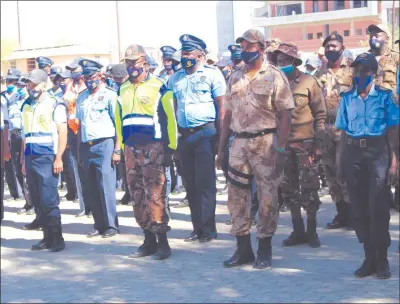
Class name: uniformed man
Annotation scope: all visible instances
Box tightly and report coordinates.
[168,34,226,242]
[114,44,177,260]
[315,33,353,230]
[304,56,322,76]
[271,43,326,248]
[47,66,65,98]
[265,38,281,65]
[1,93,11,222]
[336,52,399,279]
[217,29,294,269]
[159,46,177,82]
[36,56,54,90]
[228,44,244,71]
[21,69,68,252]
[171,50,182,74]
[147,56,159,75]
[105,64,117,89]
[216,58,233,81]
[76,59,119,237]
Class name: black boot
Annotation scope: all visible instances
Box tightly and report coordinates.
[346,203,355,230]
[223,234,255,268]
[22,219,42,231]
[31,227,52,251]
[326,200,347,229]
[152,233,171,260]
[48,221,65,252]
[129,230,157,258]
[376,248,391,279]
[354,244,375,278]
[282,218,307,247]
[306,219,321,248]
[253,237,272,269]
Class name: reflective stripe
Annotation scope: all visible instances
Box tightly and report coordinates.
[122,117,153,126]
[25,136,53,144]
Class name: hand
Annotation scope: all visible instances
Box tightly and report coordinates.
[163,153,173,167]
[112,153,121,165]
[173,150,180,161]
[216,150,225,171]
[387,163,398,186]
[53,157,63,174]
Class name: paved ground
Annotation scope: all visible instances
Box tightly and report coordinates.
[1,180,399,303]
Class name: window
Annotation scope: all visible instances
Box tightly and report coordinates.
[333,0,345,10]
[276,3,302,16]
[317,32,323,39]
[307,33,314,40]
[353,0,367,8]
[8,60,16,69]
[27,58,36,71]
[313,0,319,12]
[344,30,350,36]
[356,29,363,36]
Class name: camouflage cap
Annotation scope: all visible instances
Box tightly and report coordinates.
[367,23,390,37]
[266,38,281,53]
[123,44,147,61]
[271,42,303,66]
[236,29,266,48]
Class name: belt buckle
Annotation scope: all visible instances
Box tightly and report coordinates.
[360,139,367,148]
[89,141,93,146]
[189,128,194,133]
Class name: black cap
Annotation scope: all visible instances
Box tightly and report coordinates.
[350,52,378,73]
[110,64,128,78]
[23,69,48,85]
[5,68,22,80]
[49,66,63,76]
[179,34,207,52]
[78,59,103,76]
[57,70,72,79]
[322,33,344,47]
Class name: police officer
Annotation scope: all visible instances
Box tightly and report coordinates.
[170,50,182,74]
[217,29,294,269]
[336,52,399,279]
[147,56,158,75]
[159,46,177,82]
[272,43,326,248]
[315,33,353,230]
[216,58,233,81]
[105,64,117,90]
[168,34,226,242]
[47,66,65,98]
[21,69,68,252]
[114,44,177,260]
[1,93,11,222]
[36,56,54,90]
[304,56,322,76]
[228,44,244,71]
[76,59,119,238]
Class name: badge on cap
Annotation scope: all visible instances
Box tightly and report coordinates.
[163,47,167,51]
[231,46,236,51]
[133,70,139,76]
[183,35,189,41]
[331,34,336,39]
[83,60,87,65]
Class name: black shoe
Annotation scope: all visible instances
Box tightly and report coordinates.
[280,204,289,212]
[184,231,199,242]
[129,230,158,258]
[152,233,171,260]
[376,249,391,279]
[118,193,131,205]
[306,219,321,248]
[87,229,101,238]
[199,232,216,243]
[22,219,41,231]
[282,218,307,247]
[354,244,376,278]
[102,228,118,238]
[225,219,232,225]
[48,225,65,252]
[173,198,189,208]
[223,234,255,268]
[26,208,35,215]
[253,237,272,269]
[31,228,52,251]
[325,214,347,229]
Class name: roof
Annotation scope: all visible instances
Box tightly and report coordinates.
[6,44,113,60]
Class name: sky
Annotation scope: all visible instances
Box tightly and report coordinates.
[1,1,219,53]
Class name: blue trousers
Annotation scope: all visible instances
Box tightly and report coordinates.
[25,155,61,228]
[80,138,118,233]
[179,125,217,236]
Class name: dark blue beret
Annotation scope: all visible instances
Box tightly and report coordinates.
[179,34,207,52]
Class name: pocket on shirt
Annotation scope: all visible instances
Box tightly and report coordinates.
[195,83,211,103]
[251,86,273,110]
[383,66,397,86]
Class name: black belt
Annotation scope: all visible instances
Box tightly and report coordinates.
[233,128,277,139]
[84,137,112,146]
[179,122,214,135]
[346,136,386,148]
[10,129,22,136]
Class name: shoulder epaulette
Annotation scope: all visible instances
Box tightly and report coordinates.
[375,85,392,93]
[340,87,356,97]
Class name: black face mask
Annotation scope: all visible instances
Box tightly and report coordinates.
[325,50,343,62]
[369,37,385,50]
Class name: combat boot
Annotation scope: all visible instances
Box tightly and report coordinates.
[223,234,255,268]
[306,219,321,248]
[354,244,375,278]
[152,233,171,260]
[253,237,272,269]
[48,220,65,253]
[129,230,157,258]
[282,218,307,247]
[376,248,391,279]
[31,227,52,251]
[326,200,348,229]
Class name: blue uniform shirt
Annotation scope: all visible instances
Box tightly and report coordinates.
[76,84,117,143]
[1,95,9,131]
[396,64,400,97]
[47,87,64,99]
[167,64,226,128]
[335,83,400,137]
[2,87,23,130]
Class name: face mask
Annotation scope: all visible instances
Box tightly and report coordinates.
[71,71,82,81]
[172,64,181,72]
[28,88,42,99]
[59,84,66,93]
[85,79,100,91]
[222,70,230,79]
[17,88,26,99]
[325,50,343,62]
[6,84,15,94]
[164,64,173,70]
[114,82,122,89]
[127,66,144,78]
[279,64,295,76]
[369,37,385,50]
[354,75,373,90]
[105,78,115,87]
[241,51,260,64]
[181,57,197,69]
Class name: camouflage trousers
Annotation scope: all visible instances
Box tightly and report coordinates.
[321,130,349,204]
[281,140,321,213]
[125,142,170,234]
[227,133,283,239]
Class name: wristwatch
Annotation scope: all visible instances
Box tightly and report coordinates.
[113,149,122,155]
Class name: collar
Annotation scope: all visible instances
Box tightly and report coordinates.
[182,63,205,76]
[327,55,348,69]
[352,83,378,98]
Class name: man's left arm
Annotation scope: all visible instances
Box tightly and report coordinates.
[54,105,68,174]
[385,93,400,184]
[309,78,326,160]
[211,69,227,133]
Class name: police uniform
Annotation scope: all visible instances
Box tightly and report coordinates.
[159,46,177,82]
[315,33,354,229]
[271,43,326,248]
[168,34,226,242]
[47,66,65,99]
[228,44,244,71]
[36,56,54,90]
[222,29,294,269]
[336,53,399,279]
[116,44,178,260]
[21,69,67,252]
[170,50,183,75]
[1,94,10,221]
[76,59,119,237]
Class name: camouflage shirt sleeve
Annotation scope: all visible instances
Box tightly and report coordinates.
[223,74,234,111]
[272,69,295,111]
[309,77,326,139]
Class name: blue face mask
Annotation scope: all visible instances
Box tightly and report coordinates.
[279,64,295,76]
[59,84,66,93]
[181,58,197,69]
[127,66,144,78]
[6,84,15,94]
[17,88,26,99]
[105,78,115,87]
[241,51,260,64]
[172,64,181,72]
[164,64,173,70]
[369,37,385,50]
[354,75,373,90]
[85,79,100,91]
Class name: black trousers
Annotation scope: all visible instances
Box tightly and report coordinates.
[343,137,391,250]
